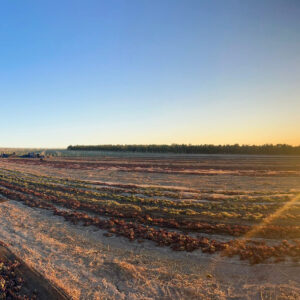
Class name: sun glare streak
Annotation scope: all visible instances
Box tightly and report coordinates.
[207,193,300,276]
[243,193,300,240]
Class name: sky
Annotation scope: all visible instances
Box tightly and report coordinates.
[0,0,299,148]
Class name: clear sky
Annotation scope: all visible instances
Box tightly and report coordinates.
[0,0,299,148]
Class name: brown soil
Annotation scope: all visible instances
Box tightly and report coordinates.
[0,243,69,300]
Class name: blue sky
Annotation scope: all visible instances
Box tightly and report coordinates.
[0,0,299,147]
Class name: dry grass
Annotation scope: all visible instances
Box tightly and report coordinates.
[0,200,299,299]
[0,155,299,299]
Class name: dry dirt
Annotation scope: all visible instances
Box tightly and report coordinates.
[0,154,300,299]
[0,200,299,299]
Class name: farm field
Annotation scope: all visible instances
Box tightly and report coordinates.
[0,152,300,299]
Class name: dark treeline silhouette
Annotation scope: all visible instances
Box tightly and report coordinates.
[67,144,300,155]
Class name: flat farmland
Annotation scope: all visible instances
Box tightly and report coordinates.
[0,153,300,299]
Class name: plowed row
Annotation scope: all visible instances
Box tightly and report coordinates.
[1,182,300,264]
[1,180,300,239]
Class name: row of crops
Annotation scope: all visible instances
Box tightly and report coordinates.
[0,169,299,264]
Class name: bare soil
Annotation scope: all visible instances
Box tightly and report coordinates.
[0,243,69,299]
[0,154,300,299]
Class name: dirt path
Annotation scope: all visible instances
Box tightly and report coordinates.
[0,200,299,299]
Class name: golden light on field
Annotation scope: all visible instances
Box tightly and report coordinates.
[208,193,300,276]
[244,193,300,239]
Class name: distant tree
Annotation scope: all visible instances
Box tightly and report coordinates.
[67,144,300,155]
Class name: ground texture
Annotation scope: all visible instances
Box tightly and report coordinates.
[0,153,299,299]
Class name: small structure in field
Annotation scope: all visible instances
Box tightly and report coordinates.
[20,152,45,159]
[0,152,15,158]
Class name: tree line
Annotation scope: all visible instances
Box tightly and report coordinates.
[67,144,300,155]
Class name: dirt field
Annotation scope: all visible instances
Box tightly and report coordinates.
[0,153,299,299]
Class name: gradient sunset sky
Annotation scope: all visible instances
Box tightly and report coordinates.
[0,0,299,148]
